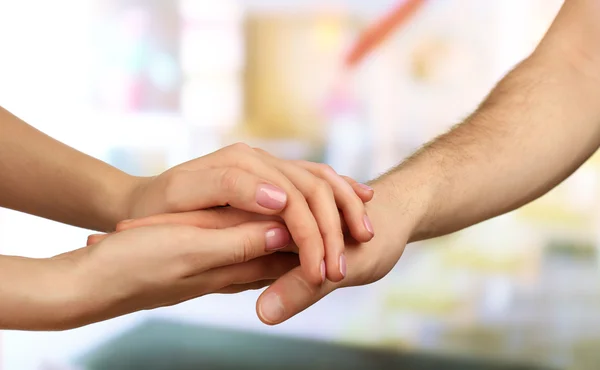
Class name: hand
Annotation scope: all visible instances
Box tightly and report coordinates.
[122,143,375,285]
[101,184,414,326]
[55,221,298,330]
[255,195,408,325]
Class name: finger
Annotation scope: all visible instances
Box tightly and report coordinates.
[258,155,345,283]
[117,208,278,232]
[164,167,289,215]
[294,161,374,243]
[216,280,276,294]
[256,266,335,325]
[340,176,374,203]
[119,210,295,255]
[254,150,372,202]
[202,143,325,286]
[87,233,109,246]
[184,253,299,293]
[185,221,292,274]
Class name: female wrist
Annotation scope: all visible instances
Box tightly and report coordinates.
[97,173,147,232]
[0,256,85,331]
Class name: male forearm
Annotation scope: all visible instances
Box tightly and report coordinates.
[0,107,137,231]
[371,2,600,242]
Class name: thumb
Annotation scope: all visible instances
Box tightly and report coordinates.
[256,266,335,325]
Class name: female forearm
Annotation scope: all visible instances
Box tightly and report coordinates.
[0,107,137,231]
[0,254,78,331]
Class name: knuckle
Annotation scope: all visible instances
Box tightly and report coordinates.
[252,147,271,156]
[223,143,259,167]
[289,271,318,297]
[233,231,257,264]
[228,142,252,153]
[318,163,336,176]
[219,167,242,193]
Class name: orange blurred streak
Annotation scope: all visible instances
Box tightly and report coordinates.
[344,0,426,68]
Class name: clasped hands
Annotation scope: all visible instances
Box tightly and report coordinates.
[50,143,406,329]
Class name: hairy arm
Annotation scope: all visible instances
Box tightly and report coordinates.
[0,107,137,231]
[252,0,600,326]
[372,0,600,242]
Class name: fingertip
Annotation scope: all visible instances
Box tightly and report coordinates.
[265,227,292,251]
[327,254,347,283]
[256,290,286,325]
[256,183,288,211]
[86,235,97,246]
[353,232,374,244]
[341,176,373,202]
[87,233,107,246]
[345,214,375,243]
[349,224,375,243]
[326,269,345,283]
[306,266,324,286]
[355,183,374,202]
[115,221,133,231]
[257,267,331,326]
[291,231,326,286]
[358,183,374,193]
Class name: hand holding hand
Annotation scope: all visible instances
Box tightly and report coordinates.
[122,143,374,284]
[107,186,412,326]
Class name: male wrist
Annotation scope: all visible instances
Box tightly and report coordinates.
[369,163,436,245]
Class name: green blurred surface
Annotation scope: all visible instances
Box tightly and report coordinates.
[77,319,556,370]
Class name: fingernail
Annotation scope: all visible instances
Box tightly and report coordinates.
[339,254,347,278]
[320,260,326,283]
[359,183,373,192]
[265,228,291,251]
[364,215,374,235]
[256,184,287,210]
[259,292,285,323]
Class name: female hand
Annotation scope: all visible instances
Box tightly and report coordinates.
[50,221,298,330]
[122,143,374,285]
[96,185,410,327]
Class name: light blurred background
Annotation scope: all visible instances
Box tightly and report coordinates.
[1,0,599,369]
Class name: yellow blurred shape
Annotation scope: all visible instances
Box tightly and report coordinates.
[313,15,344,50]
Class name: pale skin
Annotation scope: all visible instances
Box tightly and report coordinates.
[116,0,600,324]
[0,107,376,330]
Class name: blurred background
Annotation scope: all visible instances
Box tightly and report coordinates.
[2,0,600,369]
